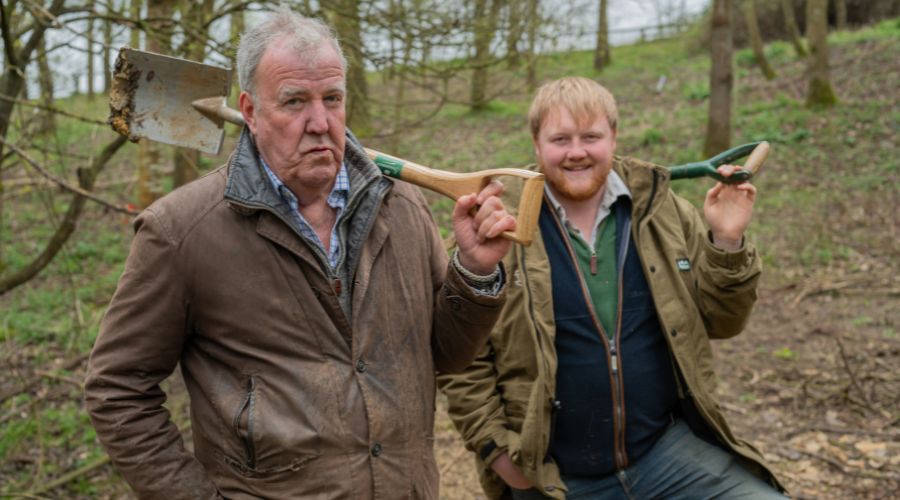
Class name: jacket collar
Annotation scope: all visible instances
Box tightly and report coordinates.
[611,156,670,224]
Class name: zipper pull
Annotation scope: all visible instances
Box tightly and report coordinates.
[610,345,618,375]
[590,252,598,275]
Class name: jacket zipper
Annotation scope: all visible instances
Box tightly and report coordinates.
[549,209,630,470]
[232,375,257,469]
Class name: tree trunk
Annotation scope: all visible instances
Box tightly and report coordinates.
[506,0,523,68]
[743,0,775,80]
[470,0,502,111]
[137,0,175,207]
[593,0,610,71]
[130,0,142,48]
[171,0,213,189]
[326,0,371,136]
[103,1,113,93]
[780,0,806,57]
[835,0,847,31]
[704,0,733,157]
[87,0,95,98]
[390,0,417,153]
[37,37,55,134]
[525,0,539,92]
[805,0,838,107]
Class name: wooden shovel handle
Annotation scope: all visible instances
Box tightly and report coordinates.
[365,149,544,246]
[742,141,770,176]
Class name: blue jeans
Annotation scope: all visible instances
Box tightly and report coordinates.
[511,419,783,499]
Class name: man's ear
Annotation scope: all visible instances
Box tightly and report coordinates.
[238,91,256,133]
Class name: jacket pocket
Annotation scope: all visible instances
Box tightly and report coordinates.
[225,375,321,478]
[232,375,257,469]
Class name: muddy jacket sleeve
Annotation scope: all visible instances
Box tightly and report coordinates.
[423,197,507,374]
[676,195,762,339]
[83,210,221,500]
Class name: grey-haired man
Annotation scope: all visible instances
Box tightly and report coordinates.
[85,7,514,498]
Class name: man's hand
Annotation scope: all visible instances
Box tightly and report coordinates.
[491,451,533,490]
[453,180,516,275]
[704,164,757,251]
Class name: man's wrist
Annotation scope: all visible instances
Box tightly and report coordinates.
[710,231,743,252]
[452,250,500,285]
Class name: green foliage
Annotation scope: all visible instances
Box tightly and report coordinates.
[682,81,709,101]
[641,128,664,146]
[773,347,795,360]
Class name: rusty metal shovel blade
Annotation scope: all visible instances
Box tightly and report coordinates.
[109,47,232,155]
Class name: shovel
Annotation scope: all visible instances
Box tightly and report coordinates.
[669,141,770,183]
[108,48,544,246]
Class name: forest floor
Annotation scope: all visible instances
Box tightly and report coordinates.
[1,19,898,499]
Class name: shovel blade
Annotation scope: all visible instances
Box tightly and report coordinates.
[109,48,233,155]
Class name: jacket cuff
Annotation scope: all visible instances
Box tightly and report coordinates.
[445,260,508,307]
[705,231,755,270]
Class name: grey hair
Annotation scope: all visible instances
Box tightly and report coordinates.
[236,5,347,97]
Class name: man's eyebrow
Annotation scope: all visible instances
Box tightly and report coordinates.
[277,84,347,101]
[277,87,308,100]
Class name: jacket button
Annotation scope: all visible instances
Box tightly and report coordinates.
[670,328,678,337]
[371,443,382,457]
[356,359,367,373]
[650,265,656,273]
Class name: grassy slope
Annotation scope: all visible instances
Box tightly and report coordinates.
[0,18,897,497]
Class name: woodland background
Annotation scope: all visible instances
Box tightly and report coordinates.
[0,0,898,498]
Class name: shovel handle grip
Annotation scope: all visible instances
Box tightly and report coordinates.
[668,141,770,183]
[365,149,543,246]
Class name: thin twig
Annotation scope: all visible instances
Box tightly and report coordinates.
[833,335,877,413]
[0,136,138,215]
[0,93,108,126]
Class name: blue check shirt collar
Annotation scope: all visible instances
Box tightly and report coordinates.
[259,157,349,268]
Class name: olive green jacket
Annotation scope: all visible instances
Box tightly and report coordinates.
[438,157,784,499]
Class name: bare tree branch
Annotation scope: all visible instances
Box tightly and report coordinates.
[0,135,136,214]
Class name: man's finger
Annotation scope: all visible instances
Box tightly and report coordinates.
[476,179,504,205]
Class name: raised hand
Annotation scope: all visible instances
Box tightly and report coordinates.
[704,165,757,252]
[453,180,517,275]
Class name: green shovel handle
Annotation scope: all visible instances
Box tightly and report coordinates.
[669,141,768,183]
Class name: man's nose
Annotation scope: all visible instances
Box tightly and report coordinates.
[304,100,329,134]
[567,141,587,160]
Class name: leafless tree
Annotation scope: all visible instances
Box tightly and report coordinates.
[704,0,733,156]
[594,0,610,71]
[780,0,806,57]
[742,0,775,80]
[805,0,838,107]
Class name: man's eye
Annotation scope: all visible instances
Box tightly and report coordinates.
[285,98,302,106]
[325,95,343,104]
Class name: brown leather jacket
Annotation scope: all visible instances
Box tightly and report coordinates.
[84,130,506,499]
